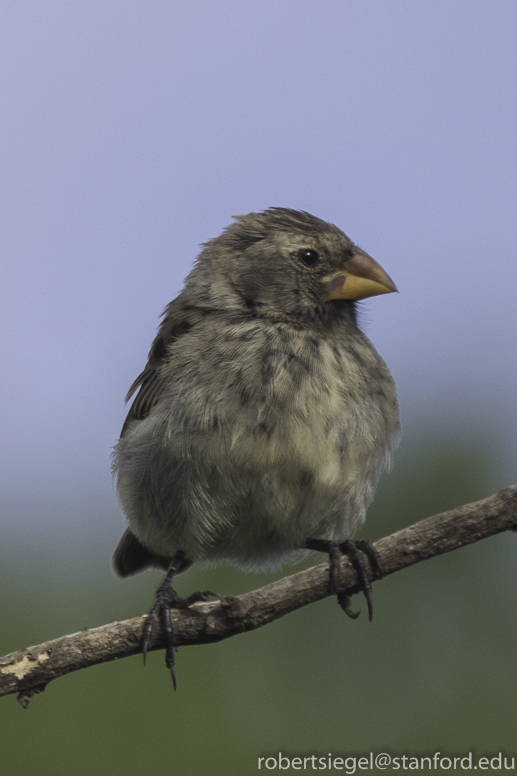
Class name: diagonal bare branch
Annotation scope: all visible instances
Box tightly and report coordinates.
[1,485,516,708]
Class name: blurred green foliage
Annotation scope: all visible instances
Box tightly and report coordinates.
[1,425,516,775]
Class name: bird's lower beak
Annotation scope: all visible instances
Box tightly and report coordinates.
[325,252,398,301]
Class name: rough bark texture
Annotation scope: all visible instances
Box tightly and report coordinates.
[1,485,516,707]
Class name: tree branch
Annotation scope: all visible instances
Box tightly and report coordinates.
[2,485,516,707]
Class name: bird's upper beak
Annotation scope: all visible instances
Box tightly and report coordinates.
[325,252,398,301]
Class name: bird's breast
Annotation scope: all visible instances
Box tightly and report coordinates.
[165,323,399,489]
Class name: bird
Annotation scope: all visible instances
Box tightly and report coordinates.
[112,208,400,687]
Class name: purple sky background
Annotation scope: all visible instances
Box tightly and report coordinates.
[1,1,516,547]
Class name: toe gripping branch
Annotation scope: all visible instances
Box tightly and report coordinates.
[305,538,384,621]
[141,549,217,690]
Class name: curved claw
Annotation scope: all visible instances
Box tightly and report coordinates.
[165,644,178,691]
[337,592,360,619]
[159,594,177,689]
[363,587,374,622]
[340,539,375,622]
[306,536,381,622]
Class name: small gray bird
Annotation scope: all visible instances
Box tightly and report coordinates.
[113,208,400,687]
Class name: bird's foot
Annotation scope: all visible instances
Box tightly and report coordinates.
[305,538,384,622]
[142,551,218,690]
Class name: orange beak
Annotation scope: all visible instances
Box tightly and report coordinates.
[325,252,398,301]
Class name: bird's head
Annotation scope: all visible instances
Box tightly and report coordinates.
[184,208,397,329]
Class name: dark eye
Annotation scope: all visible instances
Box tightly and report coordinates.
[298,249,319,268]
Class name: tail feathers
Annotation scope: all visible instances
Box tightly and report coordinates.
[112,528,171,578]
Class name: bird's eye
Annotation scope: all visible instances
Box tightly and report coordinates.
[298,249,319,268]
